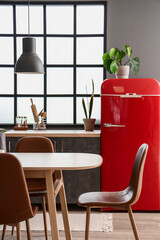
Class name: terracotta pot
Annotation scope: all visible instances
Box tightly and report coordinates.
[83,118,96,131]
[115,65,130,79]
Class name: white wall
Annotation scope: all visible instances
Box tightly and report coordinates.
[107,0,160,80]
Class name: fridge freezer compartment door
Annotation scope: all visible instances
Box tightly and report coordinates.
[103,123,125,127]
[101,78,160,95]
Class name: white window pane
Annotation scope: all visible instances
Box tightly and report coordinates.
[47,6,73,34]
[77,97,100,124]
[77,6,104,34]
[77,37,103,64]
[0,68,14,94]
[17,98,44,124]
[16,37,44,63]
[77,68,103,95]
[16,6,43,34]
[0,98,14,124]
[47,68,73,94]
[0,38,13,64]
[47,98,73,124]
[0,6,13,34]
[47,38,73,64]
[17,74,43,94]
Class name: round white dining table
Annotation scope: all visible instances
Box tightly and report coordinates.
[11,152,103,240]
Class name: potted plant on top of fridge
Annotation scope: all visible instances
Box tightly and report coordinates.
[82,79,96,131]
[102,44,140,78]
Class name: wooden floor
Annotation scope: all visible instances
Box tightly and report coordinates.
[1,212,160,239]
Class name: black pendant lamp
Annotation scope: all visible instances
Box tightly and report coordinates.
[15,1,44,74]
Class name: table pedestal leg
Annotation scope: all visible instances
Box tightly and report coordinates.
[45,170,59,240]
[59,171,72,240]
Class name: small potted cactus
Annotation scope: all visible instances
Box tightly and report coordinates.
[82,79,96,131]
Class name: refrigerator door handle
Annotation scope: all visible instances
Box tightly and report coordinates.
[103,123,125,128]
[120,93,142,98]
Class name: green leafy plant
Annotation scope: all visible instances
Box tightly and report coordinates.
[82,79,94,119]
[0,128,6,132]
[102,44,140,74]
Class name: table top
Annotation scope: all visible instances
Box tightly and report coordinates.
[5,130,100,138]
[11,152,103,170]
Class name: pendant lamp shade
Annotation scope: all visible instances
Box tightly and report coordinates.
[15,38,44,74]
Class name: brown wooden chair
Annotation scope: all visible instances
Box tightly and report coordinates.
[77,143,148,240]
[0,153,38,240]
[14,136,54,240]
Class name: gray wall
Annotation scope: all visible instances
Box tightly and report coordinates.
[107,0,160,81]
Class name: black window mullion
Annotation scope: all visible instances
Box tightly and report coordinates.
[103,1,107,81]
[13,4,17,125]
[73,4,77,124]
[43,4,47,113]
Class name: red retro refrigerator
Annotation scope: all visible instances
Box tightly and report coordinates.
[101,78,160,210]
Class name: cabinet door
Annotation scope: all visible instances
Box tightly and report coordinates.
[50,137,101,204]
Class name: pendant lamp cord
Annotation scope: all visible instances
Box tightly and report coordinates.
[28,0,30,37]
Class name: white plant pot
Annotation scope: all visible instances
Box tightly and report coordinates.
[115,65,130,79]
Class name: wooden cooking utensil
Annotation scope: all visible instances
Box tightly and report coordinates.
[30,98,39,125]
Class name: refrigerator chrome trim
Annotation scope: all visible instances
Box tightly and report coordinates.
[103,123,125,128]
[120,93,142,98]
[101,94,160,97]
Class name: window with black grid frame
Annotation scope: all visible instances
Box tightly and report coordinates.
[0,1,107,127]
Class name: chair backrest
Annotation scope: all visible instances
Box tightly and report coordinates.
[15,136,54,153]
[0,153,34,224]
[127,143,148,205]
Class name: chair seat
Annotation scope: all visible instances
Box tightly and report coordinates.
[78,188,133,208]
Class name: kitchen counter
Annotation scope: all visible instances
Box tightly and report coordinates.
[5,129,101,138]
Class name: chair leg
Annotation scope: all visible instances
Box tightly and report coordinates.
[59,181,72,240]
[42,195,48,240]
[127,206,140,240]
[85,207,91,240]
[11,226,14,235]
[1,224,7,240]
[16,223,21,240]
[26,219,31,240]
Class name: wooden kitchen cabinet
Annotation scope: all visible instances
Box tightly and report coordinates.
[5,130,101,204]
